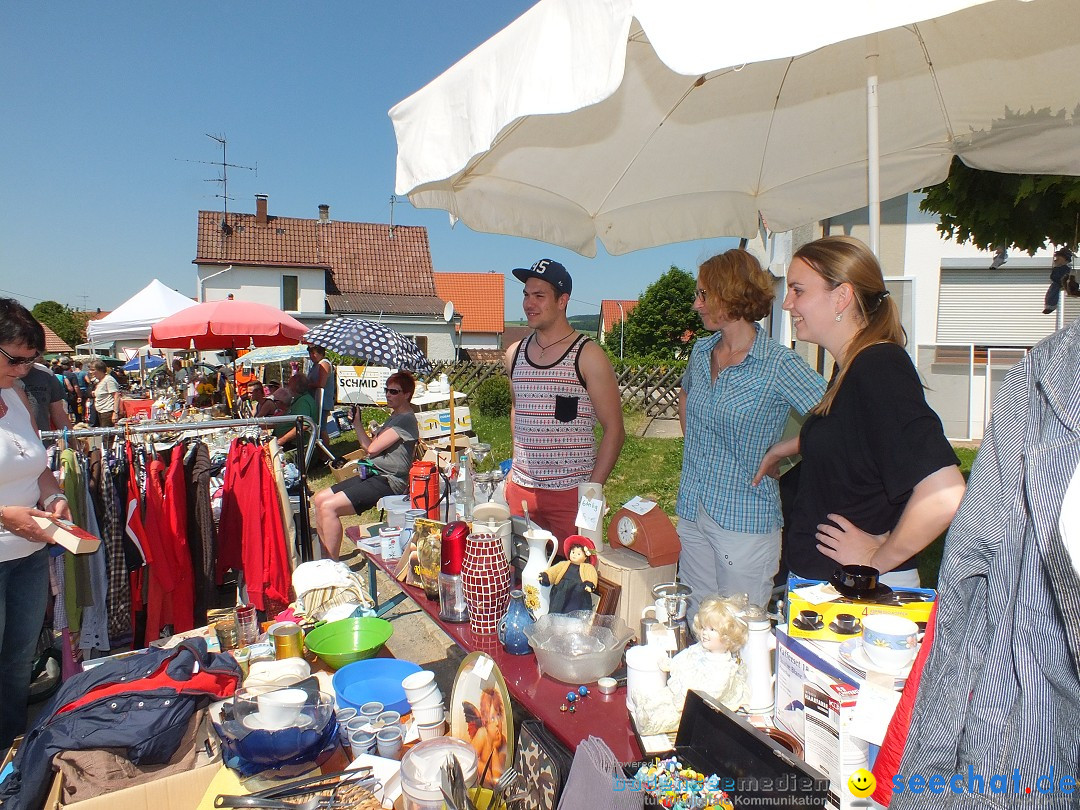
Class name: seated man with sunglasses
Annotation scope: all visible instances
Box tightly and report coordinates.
[311,371,419,560]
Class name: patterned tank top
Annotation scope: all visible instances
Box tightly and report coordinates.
[509,334,597,490]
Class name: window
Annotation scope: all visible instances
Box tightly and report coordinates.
[410,335,428,354]
[282,275,299,311]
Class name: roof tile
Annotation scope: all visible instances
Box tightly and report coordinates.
[433,273,505,333]
[195,209,437,298]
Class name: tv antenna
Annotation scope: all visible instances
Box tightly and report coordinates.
[177,133,257,234]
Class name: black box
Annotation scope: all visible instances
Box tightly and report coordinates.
[630,691,829,808]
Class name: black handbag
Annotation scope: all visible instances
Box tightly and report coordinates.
[512,718,574,810]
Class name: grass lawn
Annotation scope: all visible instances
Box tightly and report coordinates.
[309,412,978,589]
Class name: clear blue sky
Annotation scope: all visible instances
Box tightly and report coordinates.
[0,2,736,319]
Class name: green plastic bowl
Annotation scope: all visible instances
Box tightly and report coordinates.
[303,617,393,670]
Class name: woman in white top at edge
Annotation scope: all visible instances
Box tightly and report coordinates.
[0,298,72,748]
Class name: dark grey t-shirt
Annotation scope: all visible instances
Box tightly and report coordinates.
[21,366,64,432]
[369,410,420,493]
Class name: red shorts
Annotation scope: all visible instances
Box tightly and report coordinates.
[504,478,580,545]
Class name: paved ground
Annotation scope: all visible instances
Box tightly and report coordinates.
[641,417,683,439]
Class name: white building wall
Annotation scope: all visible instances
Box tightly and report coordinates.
[460,333,500,350]
[197,264,326,315]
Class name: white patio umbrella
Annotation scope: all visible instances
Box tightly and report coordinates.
[391,0,1080,256]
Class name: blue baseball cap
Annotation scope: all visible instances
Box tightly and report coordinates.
[512,258,572,296]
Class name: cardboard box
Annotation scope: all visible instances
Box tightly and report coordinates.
[32,516,101,554]
[802,682,869,810]
[329,448,367,483]
[45,763,220,810]
[786,576,935,643]
[775,625,857,744]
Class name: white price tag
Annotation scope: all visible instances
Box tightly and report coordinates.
[575,495,603,532]
[849,677,902,746]
[622,496,657,515]
[473,653,494,681]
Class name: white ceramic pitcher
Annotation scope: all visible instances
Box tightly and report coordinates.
[520,528,558,618]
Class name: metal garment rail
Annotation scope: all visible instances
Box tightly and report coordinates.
[40,414,319,562]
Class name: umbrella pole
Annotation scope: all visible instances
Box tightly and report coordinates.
[296,415,314,562]
[866,38,881,255]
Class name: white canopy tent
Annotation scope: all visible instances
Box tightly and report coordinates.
[87,279,197,346]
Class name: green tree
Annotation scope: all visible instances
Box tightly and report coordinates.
[31,301,85,350]
[920,157,1080,254]
[621,266,704,361]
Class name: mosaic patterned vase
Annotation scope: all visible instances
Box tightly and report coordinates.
[461,532,512,635]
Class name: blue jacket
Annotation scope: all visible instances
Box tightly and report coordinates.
[894,319,1080,809]
[0,639,239,810]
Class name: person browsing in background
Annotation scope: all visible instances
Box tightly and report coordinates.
[74,360,89,421]
[305,345,336,447]
[22,361,73,435]
[88,359,120,427]
[311,372,420,559]
[0,298,73,748]
[677,250,824,616]
[503,259,625,543]
[754,236,966,587]
[275,373,318,447]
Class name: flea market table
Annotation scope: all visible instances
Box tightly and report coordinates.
[361,549,643,763]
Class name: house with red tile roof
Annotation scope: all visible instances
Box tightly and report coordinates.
[42,325,73,355]
[194,196,456,360]
[597,299,638,347]
[433,272,504,360]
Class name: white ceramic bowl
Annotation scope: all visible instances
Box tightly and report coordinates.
[411,704,446,726]
[416,719,446,741]
[404,683,439,705]
[408,689,444,711]
[402,670,436,692]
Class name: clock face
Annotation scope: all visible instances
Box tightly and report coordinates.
[617,516,638,546]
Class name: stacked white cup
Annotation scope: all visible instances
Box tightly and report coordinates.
[402,670,446,740]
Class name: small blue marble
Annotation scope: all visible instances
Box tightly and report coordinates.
[578,686,589,696]
[566,692,577,703]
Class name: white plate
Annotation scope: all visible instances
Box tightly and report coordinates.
[242,712,315,731]
[838,638,913,681]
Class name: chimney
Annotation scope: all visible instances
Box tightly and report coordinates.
[318,204,330,223]
[255,194,268,225]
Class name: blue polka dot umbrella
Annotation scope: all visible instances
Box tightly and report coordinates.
[302,317,433,374]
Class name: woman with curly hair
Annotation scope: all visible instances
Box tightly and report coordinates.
[677,249,824,617]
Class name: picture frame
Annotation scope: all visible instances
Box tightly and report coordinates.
[593,575,621,617]
[449,651,515,789]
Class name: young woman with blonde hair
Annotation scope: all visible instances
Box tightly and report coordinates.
[754,236,965,586]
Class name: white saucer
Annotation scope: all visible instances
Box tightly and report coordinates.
[242,712,314,731]
[838,638,913,681]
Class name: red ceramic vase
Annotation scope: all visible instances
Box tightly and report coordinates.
[460,532,512,635]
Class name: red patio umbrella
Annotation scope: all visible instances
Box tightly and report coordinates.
[150,299,308,350]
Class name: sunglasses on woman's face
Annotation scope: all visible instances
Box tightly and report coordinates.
[0,346,40,367]
[385,387,403,395]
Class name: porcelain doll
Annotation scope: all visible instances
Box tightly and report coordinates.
[632,595,750,734]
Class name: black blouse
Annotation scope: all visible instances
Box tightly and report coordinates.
[786,343,959,581]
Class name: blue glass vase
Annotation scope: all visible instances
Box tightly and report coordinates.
[498,589,535,655]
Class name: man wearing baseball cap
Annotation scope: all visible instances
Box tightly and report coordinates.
[503,259,625,542]
[1044,247,1075,314]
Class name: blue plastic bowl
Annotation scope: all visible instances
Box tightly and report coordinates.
[332,658,422,716]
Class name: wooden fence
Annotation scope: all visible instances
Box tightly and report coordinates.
[429,361,682,418]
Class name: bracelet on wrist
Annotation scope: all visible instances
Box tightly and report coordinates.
[0,506,6,529]
[42,493,67,510]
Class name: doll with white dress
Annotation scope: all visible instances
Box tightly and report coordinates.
[632,595,750,735]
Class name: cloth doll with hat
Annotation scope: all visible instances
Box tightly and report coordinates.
[539,535,598,614]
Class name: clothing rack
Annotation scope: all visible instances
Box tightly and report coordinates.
[40,415,319,562]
